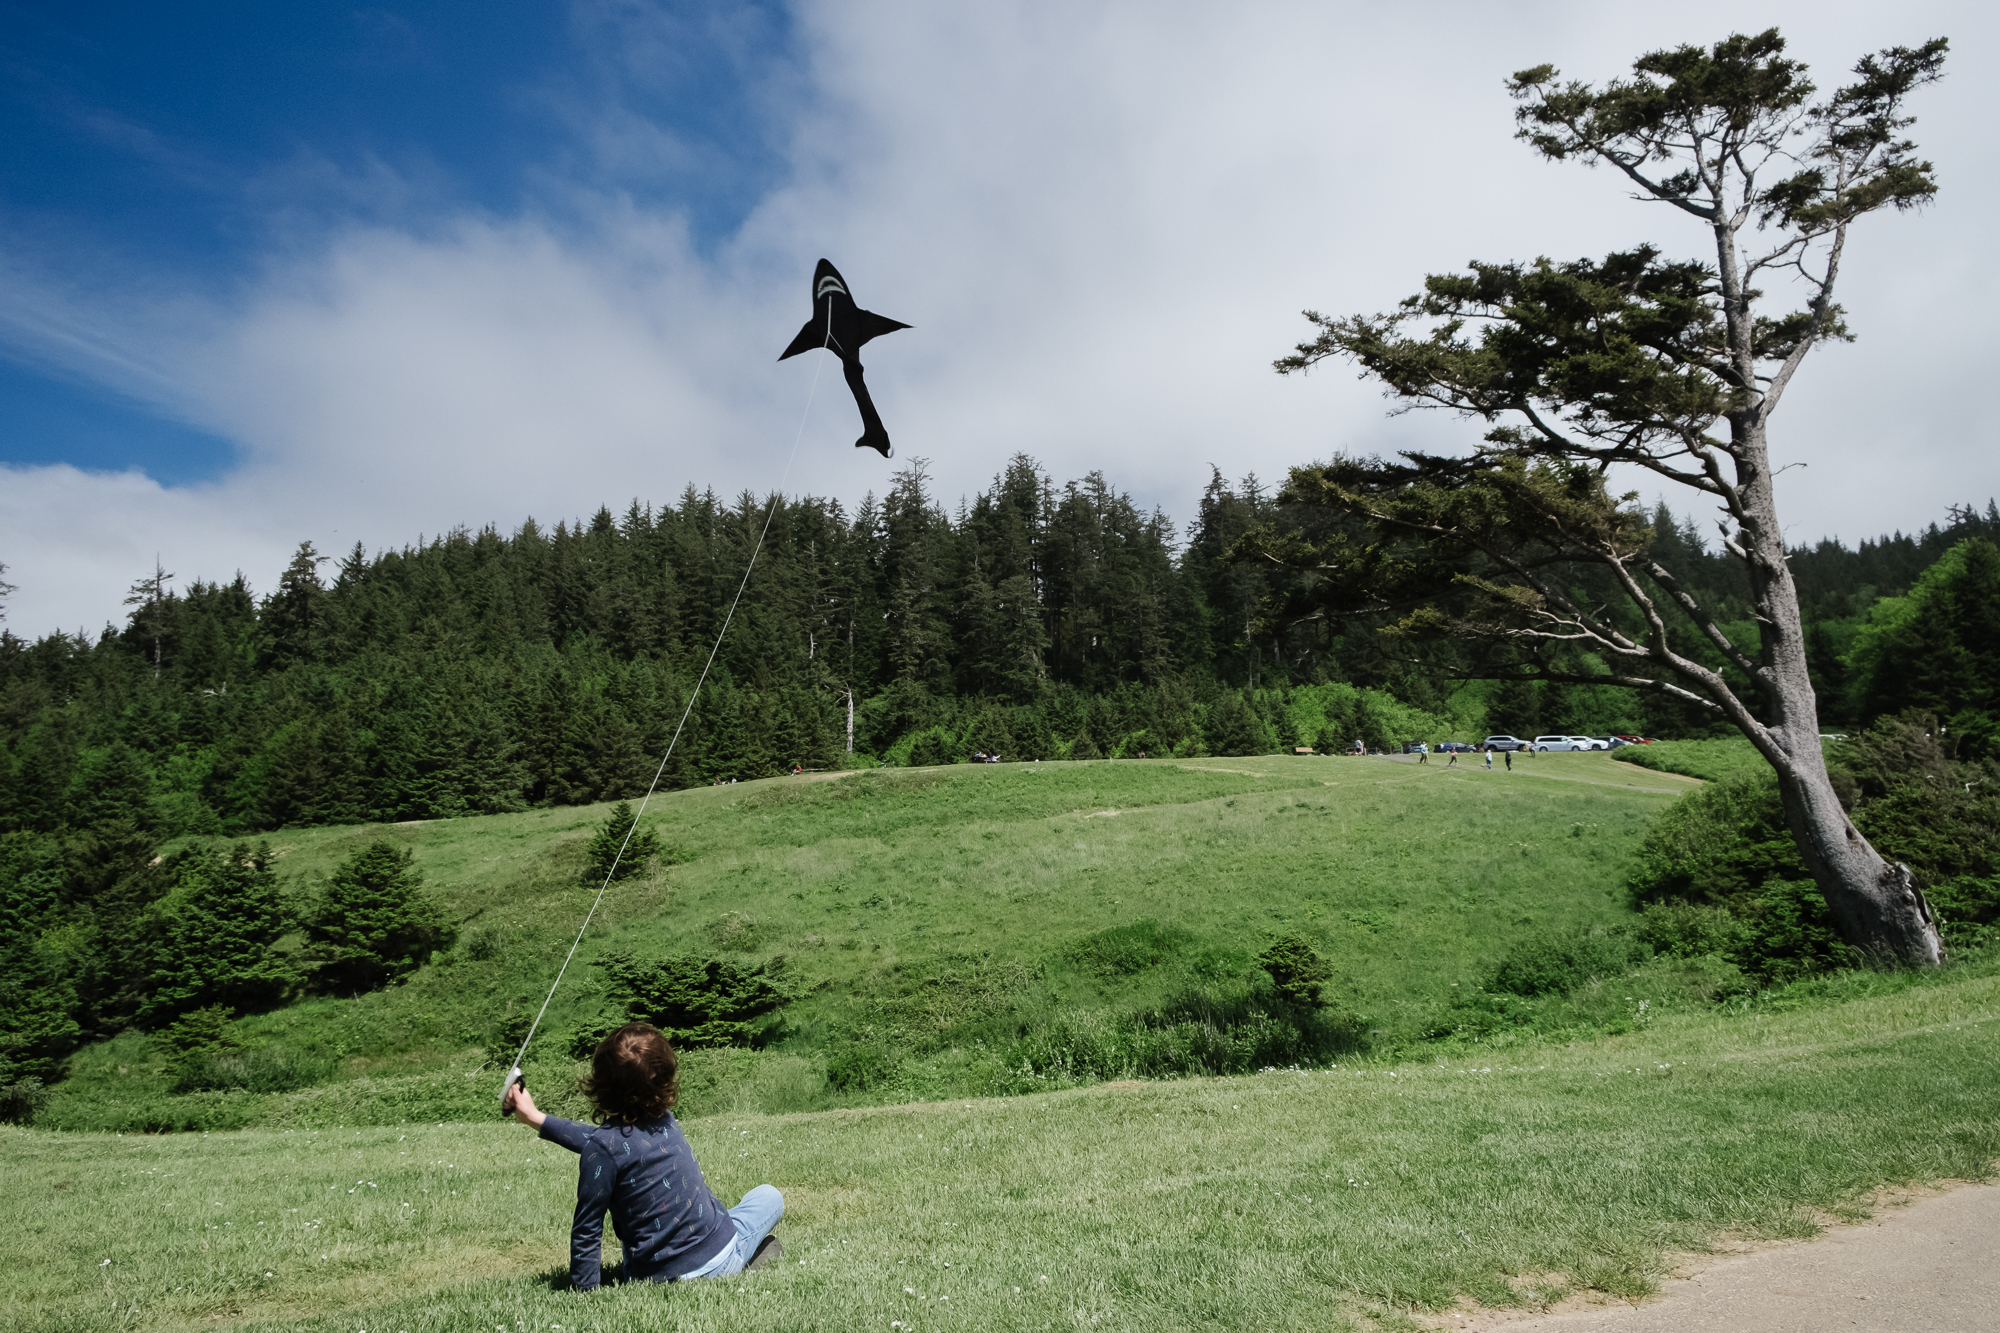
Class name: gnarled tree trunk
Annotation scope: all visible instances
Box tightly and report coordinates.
[1734,421,1943,965]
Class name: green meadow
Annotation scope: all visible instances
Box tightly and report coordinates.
[1609,737,1780,784]
[11,752,1999,1332]
[7,966,1997,1333]
[45,753,1700,1131]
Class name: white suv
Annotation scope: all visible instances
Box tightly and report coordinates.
[1532,735,1607,751]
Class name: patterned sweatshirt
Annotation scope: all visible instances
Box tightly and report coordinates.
[537,1113,734,1289]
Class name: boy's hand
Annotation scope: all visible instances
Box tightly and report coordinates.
[504,1082,547,1129]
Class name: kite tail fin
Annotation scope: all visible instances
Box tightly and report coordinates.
[842,356,893,459]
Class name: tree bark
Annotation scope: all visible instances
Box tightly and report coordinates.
[1732,419,1943,966]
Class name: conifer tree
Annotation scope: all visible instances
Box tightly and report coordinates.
[261,542,330,668]
[583,801,663,884]
[142,843,294,1024]
[304,841,452,993]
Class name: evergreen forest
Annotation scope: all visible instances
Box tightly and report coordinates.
[3,458,1996,841]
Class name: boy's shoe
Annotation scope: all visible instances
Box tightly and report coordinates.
[745,1235,784,1271]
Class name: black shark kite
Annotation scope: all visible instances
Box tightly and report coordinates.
[779,258,909,458]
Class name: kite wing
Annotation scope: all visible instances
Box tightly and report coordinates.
[854,310,912,348]
[778,319,823,361]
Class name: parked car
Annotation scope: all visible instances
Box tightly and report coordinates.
[1481,735,1530,751]
[1531,735,1607,751]
[1436,741,1478,753]
[1614,734,1658,744]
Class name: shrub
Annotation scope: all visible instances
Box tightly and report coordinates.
[904,728,957,767]
[826,1043,894,1091]
[0,1058,49,1126]
[1638,900,1748,959]
[1627,713,2000,979]
[1626,776,1807,908]
[304,841,453,993]
[172,1044,333,1095]
[1258,933,1334,1007]
[583,802,664,884]
[1736,878,1861,983]
[596,950,790,1048]
[1488,927,1644,997]
[154,1004,241,1080]
[1063,920,1194,976]
[1003,980,1370,1086]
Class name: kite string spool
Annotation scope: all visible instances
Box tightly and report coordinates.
[503,309,835,1100]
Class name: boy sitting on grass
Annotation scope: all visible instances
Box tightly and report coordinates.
[505,1021,784,1288]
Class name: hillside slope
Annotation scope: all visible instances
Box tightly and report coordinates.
[48,752,1697,1130]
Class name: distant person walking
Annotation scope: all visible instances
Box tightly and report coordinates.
[1504,747,1513,771]
[1446,747,1459,767]
[1483,746,1493,770]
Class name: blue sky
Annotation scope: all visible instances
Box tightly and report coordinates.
[2,1,1995,637]
[1,1,795,481]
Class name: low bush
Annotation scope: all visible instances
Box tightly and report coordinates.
[905,728,958,767]
[0,1061,49,1126]
[825,1042,894,1091]
[170,1044,334,1095]
[1258,933,1334,1006]
[1625,712,2000,980]
[1638,900,1747,960]
[592,950,791,1049]
[1062,920,1194,976]
[1002,978,1370,1085]
[1487,927,1645,997]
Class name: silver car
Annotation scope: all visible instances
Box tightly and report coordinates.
[1532,735,1607,751]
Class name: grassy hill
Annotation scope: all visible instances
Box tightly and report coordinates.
[12,749,2000,1331]
[47,751,1701,1131]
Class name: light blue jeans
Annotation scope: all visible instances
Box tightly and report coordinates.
[682,1186,785,1279]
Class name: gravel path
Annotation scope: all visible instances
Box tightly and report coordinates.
[1440,1182,2000,1332]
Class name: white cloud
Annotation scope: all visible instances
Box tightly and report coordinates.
[3,0,1996,639]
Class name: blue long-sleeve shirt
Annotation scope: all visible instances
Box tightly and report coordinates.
[537,1113,734,1290]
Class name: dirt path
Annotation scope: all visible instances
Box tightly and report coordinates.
[1434,1182,2000,1332]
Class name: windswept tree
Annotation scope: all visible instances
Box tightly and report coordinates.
[1255,30,1950,965]
[123,559,175,671]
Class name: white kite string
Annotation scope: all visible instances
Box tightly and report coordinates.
[502,309,834,1103]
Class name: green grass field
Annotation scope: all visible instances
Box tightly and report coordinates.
[46,752,1703,1131]
[7,964,1996,1333]
[1610,736,1781,784]
[12,751,2000,1331]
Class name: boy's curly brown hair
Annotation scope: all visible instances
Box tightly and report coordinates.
[580,1022,680,1123]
